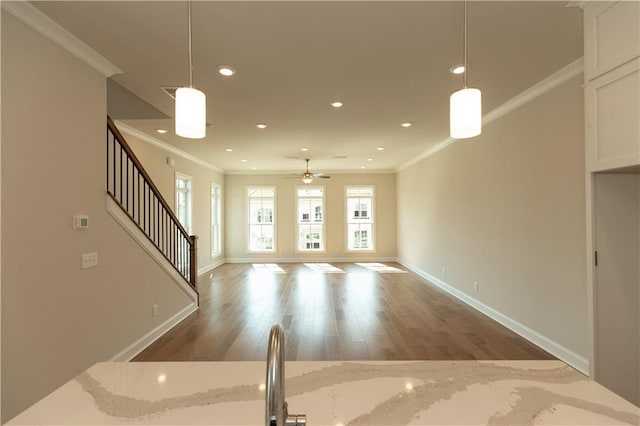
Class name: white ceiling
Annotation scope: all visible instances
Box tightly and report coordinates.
[33,1,583,174]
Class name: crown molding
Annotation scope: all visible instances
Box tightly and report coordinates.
[2,1,122,77]
[397,56,584,172]
[114,121,224,173]
[566,0,590,9]
[224,169,396,176]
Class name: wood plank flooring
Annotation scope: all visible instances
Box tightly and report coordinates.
[133,262,555,362]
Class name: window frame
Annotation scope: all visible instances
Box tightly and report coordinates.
[210,182,222,258]
[345,185,375,252]
[175,171,193,234]
[295,185,326,253]
[246,186,276,253]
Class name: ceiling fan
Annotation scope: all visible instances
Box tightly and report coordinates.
[289,159,331,184]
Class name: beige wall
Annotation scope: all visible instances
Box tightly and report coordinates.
[397,75,587,359]
[123,134,225,273]
[225,173,396,260]
[1,12,192,421]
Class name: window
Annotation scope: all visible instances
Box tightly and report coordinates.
[297,187,324,251]
[248,187,275,252]
[346,186,374,251]
[175,172,192,233]
[211,183,221,257]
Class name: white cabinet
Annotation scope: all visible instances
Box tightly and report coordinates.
[584,1,640,172]
[585,58,640,171]
[584,0,640,81]
[583,0,640,407]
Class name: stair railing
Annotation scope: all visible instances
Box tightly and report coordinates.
[106,117,198,293]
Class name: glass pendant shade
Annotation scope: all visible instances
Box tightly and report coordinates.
[175,87,206,139]
[302,176,313,184]
[450,87,482,139]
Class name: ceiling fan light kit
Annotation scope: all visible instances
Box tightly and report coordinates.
[450,0,482,140]
[175,0,206,139]
[290,159,331,184]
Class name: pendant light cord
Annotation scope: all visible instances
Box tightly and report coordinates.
[463,0,468,88]
[188,0,193,88]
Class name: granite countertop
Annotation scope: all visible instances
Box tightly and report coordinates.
[8,360,640,425]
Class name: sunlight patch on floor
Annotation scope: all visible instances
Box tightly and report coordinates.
[304,263,345,273]
[356,262,407,273]
[252,263,286,273]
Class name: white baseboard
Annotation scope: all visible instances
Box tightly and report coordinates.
[397,258,589,375]
[109,303,198,362]
[224,256,398,264]
[198,258,224,276]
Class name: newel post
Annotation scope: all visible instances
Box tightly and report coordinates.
[189,235,198,289]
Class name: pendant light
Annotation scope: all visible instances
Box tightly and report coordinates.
[450,0,481,139]
[175,0,206,139]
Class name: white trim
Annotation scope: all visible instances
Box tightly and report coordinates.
[345,185,376,253]
[567,0,590,9]
[247,185,277,253]
[210,182,223,259]
[114,121,224,173]
[198,258,224,276]
[106,196,198,304]
[224,169,396,176]
[1,1,122,77]
[225,257,397,264]
[397,258,589,375]
[109,303,197,362]
[397,57,585,171]
[585,172,597,378]
[295,185,326,253]
[175,171,193,235]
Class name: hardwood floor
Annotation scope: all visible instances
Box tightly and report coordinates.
[133,262,555,362]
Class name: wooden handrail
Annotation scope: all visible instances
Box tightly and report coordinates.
[107,116,192,242]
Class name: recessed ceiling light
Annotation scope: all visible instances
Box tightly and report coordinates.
[252,167,257,170]
[256,123,267,129]
[450,64,465,75]
[301,147,309,152]
[156,129,168,134]
[225,148,233,152]
[401,122,413,128]
[217,66,236,77]
[360,166,366,169]
[368,158,374,162]
[331,101,343,108]
[377,146,385,151]
[241,159,248,163]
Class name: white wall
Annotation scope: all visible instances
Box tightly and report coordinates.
[123,133,225,274]
[225,173,396,261]
[397,75,588,365]
[593,173,639,405]
[1,12,193,421]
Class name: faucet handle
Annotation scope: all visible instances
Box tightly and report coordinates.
[285,414,306,425]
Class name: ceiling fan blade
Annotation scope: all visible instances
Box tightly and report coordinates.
[316,175,331,179]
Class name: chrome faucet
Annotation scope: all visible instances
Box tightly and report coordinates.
[265,324,306,426]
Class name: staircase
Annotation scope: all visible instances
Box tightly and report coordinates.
[106,117,199,303]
